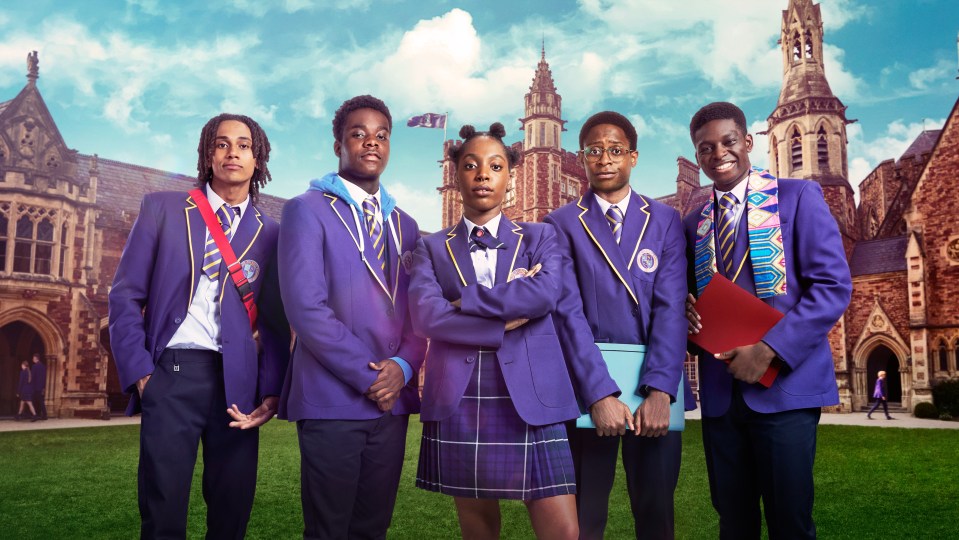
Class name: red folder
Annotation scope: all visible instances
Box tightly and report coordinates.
[688,274,783,387]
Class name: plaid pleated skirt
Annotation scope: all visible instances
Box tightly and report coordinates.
[416,351,576,500]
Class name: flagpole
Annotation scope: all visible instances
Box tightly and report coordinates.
[444,111,449,143]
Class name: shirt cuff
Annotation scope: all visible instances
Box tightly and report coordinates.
[391,357,413,384]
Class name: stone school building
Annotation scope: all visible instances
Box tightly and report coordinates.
[1,0,957,419]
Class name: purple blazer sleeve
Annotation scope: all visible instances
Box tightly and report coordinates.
[459,225,561,321]
[254,250,291,398]
[108,196,160,393]
[544,215,621,408]
[408,237,505,349]
[278,196,379,394]
[637,208,689,400]
[762,182,852,370]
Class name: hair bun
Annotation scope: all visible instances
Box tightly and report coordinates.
[489,122,506,139]
[459,125,476,139]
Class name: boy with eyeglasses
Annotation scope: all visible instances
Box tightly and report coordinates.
[545,111,689,539]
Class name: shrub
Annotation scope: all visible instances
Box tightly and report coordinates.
[932,379,959,416]
[939,413,953,421]
[913,401,939,419]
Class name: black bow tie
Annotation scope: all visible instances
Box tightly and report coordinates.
[469,226,505,252]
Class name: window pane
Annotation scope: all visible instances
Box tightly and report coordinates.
[0,239,5,270]
[37,219,53,241]
[16,216,33,239]
[0,214,7,238]
[13,241,31,272]
[35,244,52,275]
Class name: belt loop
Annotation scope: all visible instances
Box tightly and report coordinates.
[173,349,180,372]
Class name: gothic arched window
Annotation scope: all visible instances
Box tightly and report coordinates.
[804,30,813,59]
[0,210,7,271]
[770,135,779,175]
[12,207,57,275]
[953,341,958,372]
[817,126,829,171]
[790,127,803,172]
[792,32,801,61]
[59,222,69,277]
[938,341,949,372]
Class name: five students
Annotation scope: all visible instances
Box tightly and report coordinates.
[108,95,848,539]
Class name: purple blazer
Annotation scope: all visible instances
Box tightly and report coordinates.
[683,179,851,416]
[277,189,426,421]
[108,191,291,416]
[408,217,580,426]
[873,378,886,399]
[545,191,690,407]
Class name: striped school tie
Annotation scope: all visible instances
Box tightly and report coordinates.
[363,196,385,271]
[202,204,236,280]
[606,205,624,244]
[717,193,738,275]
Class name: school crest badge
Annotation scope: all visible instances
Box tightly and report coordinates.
[636,249,658,273]
[240,259,260,282]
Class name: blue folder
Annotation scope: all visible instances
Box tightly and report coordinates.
[576,343,685,431]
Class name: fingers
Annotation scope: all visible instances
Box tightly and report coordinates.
[369,361,384,370]
[686,294,702,334]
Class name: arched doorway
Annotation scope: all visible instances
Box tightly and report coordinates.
[866,345,902,404]
[0,321,45,417]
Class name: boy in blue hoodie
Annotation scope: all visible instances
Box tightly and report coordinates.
[278,95,426,539]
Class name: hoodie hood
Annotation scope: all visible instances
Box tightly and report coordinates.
[308,172,397,217]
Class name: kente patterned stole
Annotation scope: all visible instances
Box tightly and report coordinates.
[693,167,787,299]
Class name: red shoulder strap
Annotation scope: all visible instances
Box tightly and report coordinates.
[189,189,258,331]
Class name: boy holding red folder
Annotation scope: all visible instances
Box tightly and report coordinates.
[684,102,851,540]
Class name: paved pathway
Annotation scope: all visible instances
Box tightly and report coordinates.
[2,411,957,432]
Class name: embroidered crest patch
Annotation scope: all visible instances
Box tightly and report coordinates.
[240,259,260,282]
[636,249,658,273]
[401,251,414,275]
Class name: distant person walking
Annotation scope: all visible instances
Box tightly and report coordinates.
[867,371,893,420]
[30,353,47,420]
[16,360,37,421]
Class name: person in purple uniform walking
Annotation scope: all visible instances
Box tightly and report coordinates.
[30,353,47,420]
[866,371,893,420]
[409,123,587,539]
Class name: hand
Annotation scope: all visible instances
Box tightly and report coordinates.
[524,263,543,279]
[451,298,461,308]
[686,294,701,335]
[589,395,634,437]
[634,389,670,437]
[505,318,529,331]
[227,396,278,429]
[136,374,152,398]
[365,360,405,411]
[715,341,776,384]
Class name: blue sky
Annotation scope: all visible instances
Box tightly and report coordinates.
[1,0,956,231]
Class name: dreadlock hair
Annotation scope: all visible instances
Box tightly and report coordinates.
[196,113,272,203]
[332,95,393,141]
[578,111,638,150]
[447,122,521,168]
[689,102,748,142]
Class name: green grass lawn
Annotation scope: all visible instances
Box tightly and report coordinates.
[0,419,956,539]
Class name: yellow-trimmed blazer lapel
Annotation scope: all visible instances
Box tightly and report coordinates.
[495,217,523,284]
[620,192,651,273]
[183,194,206,306]
[445,220,477,287]
[324,193,394,303]
[576,194,639,305]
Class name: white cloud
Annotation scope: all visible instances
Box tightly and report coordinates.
[908,58,954,90]
[387,180,443,232]
[748,120,770,171]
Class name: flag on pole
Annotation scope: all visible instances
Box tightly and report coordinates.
[407,112,447,129]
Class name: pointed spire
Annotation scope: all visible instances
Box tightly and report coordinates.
[26,51,39,84]
[541,37,546,61]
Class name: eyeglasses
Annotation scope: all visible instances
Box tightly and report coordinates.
[581,145,633,162]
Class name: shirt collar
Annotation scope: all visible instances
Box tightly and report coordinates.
[205,185,249,218]
[594,188,632,216]
[714,174,749,206]
[341,177,381,209]
[463,213,502,238]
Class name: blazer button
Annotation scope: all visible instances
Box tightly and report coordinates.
[387,307,395,317]
[174,317,182,324]
[632,307,639,317]
[155,345,162,352]
[389,341,397,351]
[466,356,474,363]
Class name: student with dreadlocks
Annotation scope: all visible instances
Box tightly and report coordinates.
[109,113,290,539]
[277,95,426,539]
[408,123,587,539]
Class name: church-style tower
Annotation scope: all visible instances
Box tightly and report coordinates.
[766,0,858,249]
[437,45,585,228]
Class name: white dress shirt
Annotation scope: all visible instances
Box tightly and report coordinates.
[463,213,503,288]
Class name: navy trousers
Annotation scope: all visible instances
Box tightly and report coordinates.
[297,413,409,540]
[701,384,821,540]
[138,349,259,540]
[566,421,682,540]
